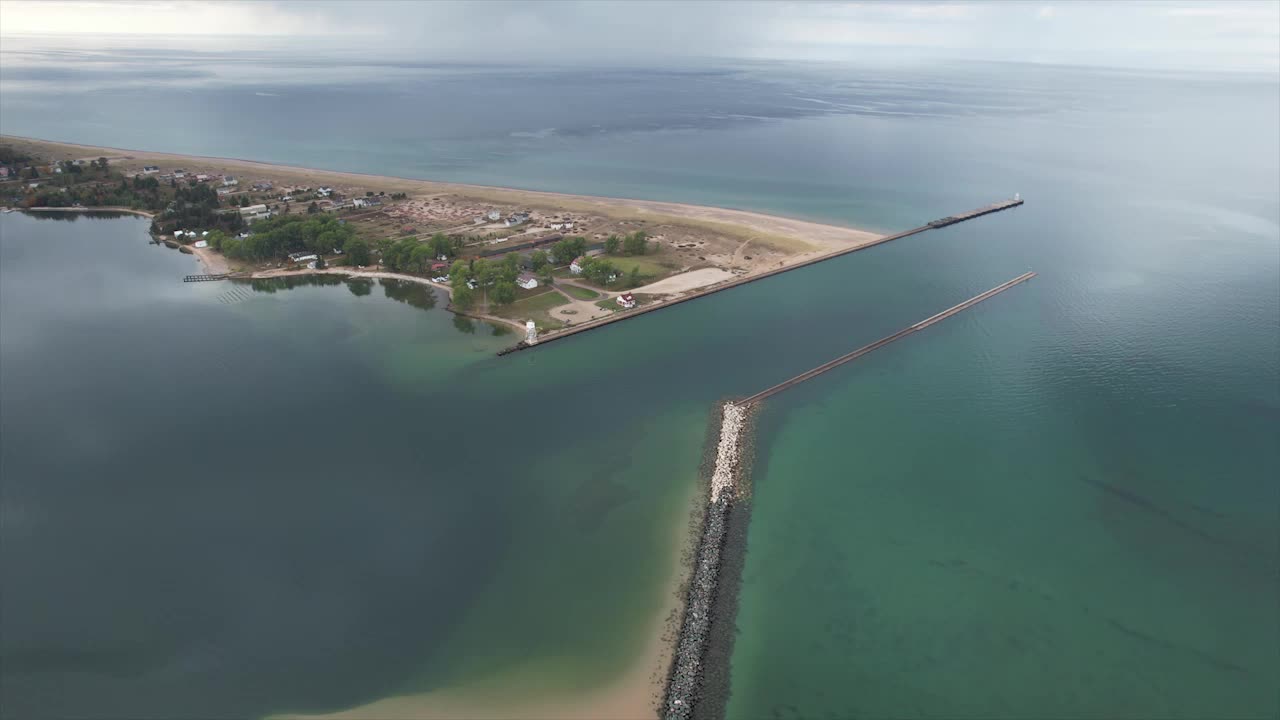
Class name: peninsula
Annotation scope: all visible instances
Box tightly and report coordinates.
[1,135,884,338]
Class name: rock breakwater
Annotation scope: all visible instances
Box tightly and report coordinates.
[663,402,754,720]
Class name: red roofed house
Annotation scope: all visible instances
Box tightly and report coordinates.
[616,292,636,309]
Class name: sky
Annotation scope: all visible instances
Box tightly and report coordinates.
[1,0,1277,71]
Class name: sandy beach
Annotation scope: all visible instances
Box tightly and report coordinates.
[2,135,882,254]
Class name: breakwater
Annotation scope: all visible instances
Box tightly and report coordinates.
[661,272,1037,718]
[497,197,1023,356]
[663,402,754,720]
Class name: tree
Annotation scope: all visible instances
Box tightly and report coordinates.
[499,253,519,283]
[530,249,549,271]
[95,157,108,171]
[345,237,371,266]
[582,257,617,285]
[428,233,452,260]
[307,201,320,214]
[492,280,516,305]
[25,166,38,179]
[449,259,471,286]
[550,236,586,265]
[604,234,620,254]
[315,256,327,269]
[623,231,648,256]
[472,258,495,288]
[452,284,476,310]
[628,265,642,287]
[409,243,435,273]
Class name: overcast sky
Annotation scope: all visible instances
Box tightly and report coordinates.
[2,1,1277,71]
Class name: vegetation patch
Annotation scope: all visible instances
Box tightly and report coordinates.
[561,284,599,300]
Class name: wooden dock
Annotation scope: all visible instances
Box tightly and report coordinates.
[739,271,1036,405]
[183,273,229,283]
[497,197,1023,356]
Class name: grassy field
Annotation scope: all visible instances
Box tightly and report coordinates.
[489,288,569,330]
[560,284,600,301]
[599,253,677,280]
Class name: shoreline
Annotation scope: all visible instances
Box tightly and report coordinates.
[282,463,705,720]
[19,205,156,218]
[247,268,529,332]
[1,134,885,248]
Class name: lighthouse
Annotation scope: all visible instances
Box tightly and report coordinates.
[525,320,537,345]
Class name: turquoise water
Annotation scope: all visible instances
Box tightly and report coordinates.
[2,42,1278,718]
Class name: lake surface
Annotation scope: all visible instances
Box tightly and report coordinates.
[1,40,1278,719]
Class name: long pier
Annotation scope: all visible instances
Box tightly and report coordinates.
[183,273,229,283]
[742,271,1036,404]
[497,197,1022,355]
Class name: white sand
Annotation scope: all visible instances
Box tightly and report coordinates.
[631,268,735,295]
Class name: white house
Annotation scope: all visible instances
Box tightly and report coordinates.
[173,170,186,178]
[550,221,573,231]
[222,176,238,186]
[239,204,269,217]
[288,252,318,264]
[516,273,539,290]
[616,292,637,309]
[570,256,585,275]
[504,212,530,227]
[194,240,209,249]
[196,174,211,182]
[486,209,502,221]
[317,186,333,197]
[142,166,159,174]
[53,166,63,174]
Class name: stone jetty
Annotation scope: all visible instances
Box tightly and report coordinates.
[663,402,751,720]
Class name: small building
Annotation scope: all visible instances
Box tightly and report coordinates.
[516,273,539,290]
[487,209,502,221]
[195,174,211,182]
[216,187,234,196]
[353,197,382,208]
[27,182,40,189]
[317,186,333,197]
[173,169,186,178]
[222,176,238,186]
[142,166,159,174]
[239,204,269,217]
[550,221,574,231]
[193,240,209,249]
[430,262,449,272]
[288,252,319,264]
[616,292,637,309]
[504,212,530,227]
[0,167,9,178]
[570,256,585,275]
[53,166,63,174]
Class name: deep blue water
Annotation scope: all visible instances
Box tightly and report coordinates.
[2,38,1278,719]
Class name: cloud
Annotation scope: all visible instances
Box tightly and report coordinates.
[1,0,1276,71]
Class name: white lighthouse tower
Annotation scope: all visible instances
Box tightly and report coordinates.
[525,320,538,345]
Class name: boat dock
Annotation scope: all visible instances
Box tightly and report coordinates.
[497,197,1023,356]
[740,271,1036,405]
[183,273,229,283]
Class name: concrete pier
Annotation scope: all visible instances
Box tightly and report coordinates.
[497,197,1023,356]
